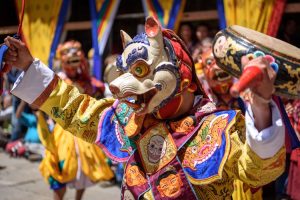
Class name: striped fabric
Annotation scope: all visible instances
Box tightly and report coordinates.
[89,0,120,80]
[141,0,186,32]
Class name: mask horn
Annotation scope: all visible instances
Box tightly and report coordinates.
[120,30,132,49]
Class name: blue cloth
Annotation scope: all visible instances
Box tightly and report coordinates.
[7,68,22,84]
[96,102,133,162]
[48,0,70,69]
[89,0,103,80]
[115,163,124,185]
[0,45,8,89]
[20,112,40,143]
[216,0,227,29]
[48,176,66,190]
[275,96,300,149]
[0,44,8,70]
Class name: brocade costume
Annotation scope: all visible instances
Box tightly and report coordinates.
[37,71,114,190]
[11,59,286,199]
[198,49,261,200]
[10,16,287,199]
[287,100,300,200]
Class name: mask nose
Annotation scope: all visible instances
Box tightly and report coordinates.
[67,48,77,57]
[109,84,120,95]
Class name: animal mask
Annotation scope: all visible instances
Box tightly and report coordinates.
[110,17,203,119]
[202,49,233,95]
[57,40,89,79]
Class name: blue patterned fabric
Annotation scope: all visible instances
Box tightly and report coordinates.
[184,110,236,181]
[185,133,227,180]
[96,101,134,162]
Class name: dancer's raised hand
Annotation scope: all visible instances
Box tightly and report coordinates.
[4,36,34,71]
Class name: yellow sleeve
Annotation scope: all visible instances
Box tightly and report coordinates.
[38,78,115,143]
[225,112,286,187]
[36,111,56,153]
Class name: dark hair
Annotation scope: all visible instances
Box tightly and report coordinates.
[179,22,194,29]
[196,22,210,30]
[128,162,140,168]
[155,169,177,186]
[178,23,195,36]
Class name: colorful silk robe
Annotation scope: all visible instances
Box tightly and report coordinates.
[202,86,261,200]
[34,77,285,199]
[37,73,114,188]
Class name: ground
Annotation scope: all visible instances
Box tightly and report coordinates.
[0,150,281,200]
[0,150,120,200]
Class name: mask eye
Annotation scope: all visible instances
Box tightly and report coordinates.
[206,58,213,66]
[60,48,68,55]
[131,63,149,78]
[191,146,197,153]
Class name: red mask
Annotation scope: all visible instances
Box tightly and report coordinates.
[202,50,233,95]
[57,40,88,79]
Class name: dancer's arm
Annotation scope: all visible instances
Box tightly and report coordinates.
[4,37,115,143]
[241,56,277,131]
[225,56,285,186]
[226,111,285,187]
[240,56,285,159]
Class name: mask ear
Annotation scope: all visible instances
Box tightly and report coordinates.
[120,30,132,49]
[145,16,160,37]
[145,16,164,56]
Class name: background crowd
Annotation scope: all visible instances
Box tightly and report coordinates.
[1,6,300,200]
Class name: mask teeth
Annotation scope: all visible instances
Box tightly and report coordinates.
[136,103,145,113]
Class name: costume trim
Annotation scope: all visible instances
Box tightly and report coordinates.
[245,99,285,159]
[11,59,56,104]
[32,75,59,108]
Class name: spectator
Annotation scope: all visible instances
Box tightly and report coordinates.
[192,23,212,62]
[0,93,13,148]
[15,101,40,144]
[195,23,210,43]
[5,100,42,159]
[285,99,300,200]
[7,68,29,141]
[278,19,300,47]
[103,54,119,98]
[178,23,195,53]
[0,93,13,122]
